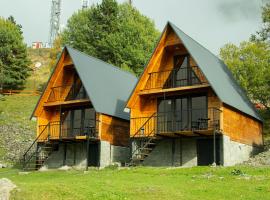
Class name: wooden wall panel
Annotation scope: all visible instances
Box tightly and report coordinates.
[100,114,130,147]
[222,104,263,146]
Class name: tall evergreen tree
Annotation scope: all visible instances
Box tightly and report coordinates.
[0,17,31,89]
[62,0,159,75]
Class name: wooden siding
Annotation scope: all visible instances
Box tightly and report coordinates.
[99,114,130,147]
[127,25,208,109]
[128,25,217,137]
[130,89,221,136]
[222,104,263,146]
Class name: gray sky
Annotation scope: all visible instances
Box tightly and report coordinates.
[0,0,264,54]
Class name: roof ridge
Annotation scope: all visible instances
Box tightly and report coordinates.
[65,46,137,79]
[168,21,220,59]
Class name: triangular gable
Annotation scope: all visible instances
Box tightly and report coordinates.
[127,22,262,122]
[31,48,70,119]
[67,47,137,120]
[32,46,137,121]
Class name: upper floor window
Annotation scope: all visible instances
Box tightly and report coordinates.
[164,55,201,88]
[145,54,204,90]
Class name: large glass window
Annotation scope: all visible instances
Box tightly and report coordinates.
[157,94,207,132]
[61,107,95,138]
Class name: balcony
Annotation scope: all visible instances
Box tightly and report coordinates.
[140,66,209,95]
[38,119,99,141]
[130,108,221,137]
[44,84,90,107]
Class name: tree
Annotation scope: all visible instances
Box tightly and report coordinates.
[62,0,159,75]
[7,15,23,34]
[220,42,270,110]
[0,17,31,89]
[251,3,270,42]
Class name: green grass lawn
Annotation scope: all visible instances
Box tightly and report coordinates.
[1,166,270,200]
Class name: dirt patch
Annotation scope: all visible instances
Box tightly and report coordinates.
[0,178,17,200]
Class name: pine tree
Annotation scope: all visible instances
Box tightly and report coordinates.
[0,17,31,89]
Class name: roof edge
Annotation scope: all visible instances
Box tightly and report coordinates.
[30,46,66,120]
[125,22,170,108]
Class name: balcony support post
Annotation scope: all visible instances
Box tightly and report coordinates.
[213,129,216,166]
[86,131,90,171]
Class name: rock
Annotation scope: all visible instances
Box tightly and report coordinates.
[18,172,30,175]
[0,163,7,168]
[242,141,270,167]
[39,166,48,172]
[0,178,17,200]
[58,165,71,171]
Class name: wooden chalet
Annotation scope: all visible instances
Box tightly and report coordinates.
[23,47,137,170]
[126,22,263,166]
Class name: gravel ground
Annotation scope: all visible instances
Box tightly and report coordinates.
[242,140,270,166]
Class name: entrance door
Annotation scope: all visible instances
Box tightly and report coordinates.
[157,99,173,132]
[88,142,100,167]
[197,138,220,165]
[61,107,95,138]
[157,94,207,132]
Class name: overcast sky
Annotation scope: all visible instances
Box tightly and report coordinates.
[0,0,264,54]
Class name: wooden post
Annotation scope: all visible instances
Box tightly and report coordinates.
[86,131,90,171]
[213,130,216,166]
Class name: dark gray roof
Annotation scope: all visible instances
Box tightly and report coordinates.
[66,46,137,120]
[168,22,262,121]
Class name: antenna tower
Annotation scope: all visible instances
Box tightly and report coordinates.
[49,0,62,47]
[82,0,89,9]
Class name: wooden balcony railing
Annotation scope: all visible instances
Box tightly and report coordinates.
[38,120,99,140]
[144,66,207,90]
[130,108,221,136]
[47,84,88,102]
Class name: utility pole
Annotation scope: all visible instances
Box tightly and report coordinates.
[129,0,132,6]
[49,0,62,47]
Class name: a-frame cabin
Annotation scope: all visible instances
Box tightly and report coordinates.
[23,46,137,170]
[126,22,263,167]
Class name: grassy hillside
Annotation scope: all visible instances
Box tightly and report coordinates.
[0,48,52,164]
[1,167,270,200]
[26,48,52,91]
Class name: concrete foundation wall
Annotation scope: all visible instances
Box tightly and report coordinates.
[221,135,261,166]
[43,141,130,169]
[134,138,197,167]
[99,141,130,167]
[44,143,87,169]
